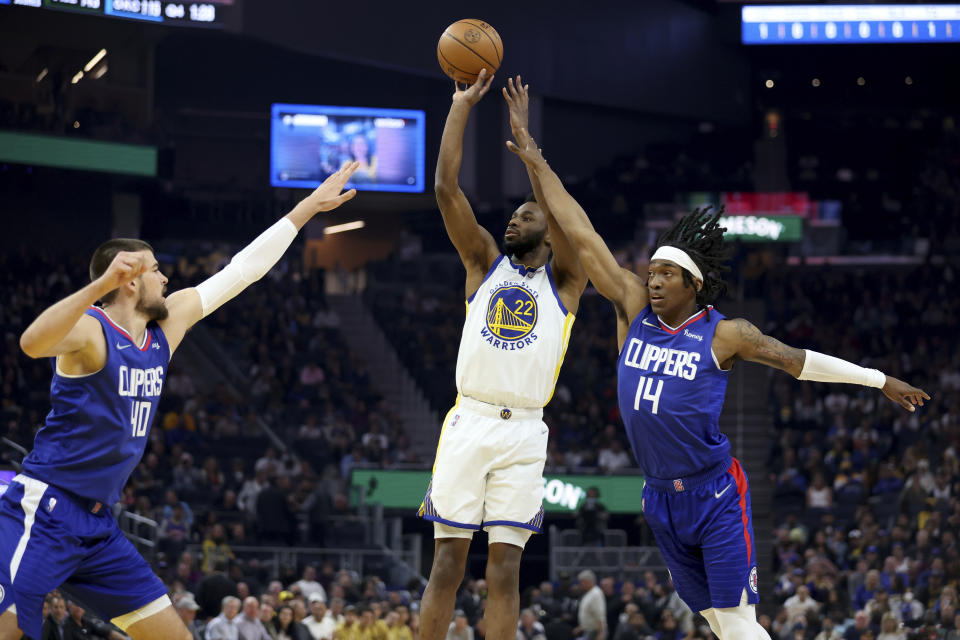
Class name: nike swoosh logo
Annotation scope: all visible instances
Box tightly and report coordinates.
[715,484,732,499]
[117,343,132,350]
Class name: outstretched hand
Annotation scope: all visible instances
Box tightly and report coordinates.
[453,68,494,107]
[506,128,547,168]
[301,161,359,214]
[502,75,529,134]
[881,375,931,412]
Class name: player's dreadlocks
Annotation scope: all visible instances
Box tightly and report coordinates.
[655,205,731,309]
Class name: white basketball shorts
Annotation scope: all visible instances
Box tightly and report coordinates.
[418,395,548,544]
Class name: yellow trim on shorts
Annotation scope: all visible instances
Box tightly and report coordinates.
[110,595,171,631]
[545,312,576,405]
[418,395,461,516]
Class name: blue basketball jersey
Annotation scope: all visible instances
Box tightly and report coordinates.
[616,305,730,482]
[21,307,170,505]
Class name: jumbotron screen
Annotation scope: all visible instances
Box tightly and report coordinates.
[742,4,960,44]
[0,0,239,29]
[270,104,426,193]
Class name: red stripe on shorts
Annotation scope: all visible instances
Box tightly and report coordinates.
[728,458,752,566]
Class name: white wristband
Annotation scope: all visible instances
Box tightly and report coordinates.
[798,349,886,388]
[195,217,298,317]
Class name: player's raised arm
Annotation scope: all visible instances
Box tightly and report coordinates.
[435,68,500,290]
[19,252,148,359]
[506,129,648,328]
[158,162,360,352]
[713,317,930,412]
[503,76,587,313]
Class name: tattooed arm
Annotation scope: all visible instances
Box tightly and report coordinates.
[713,318,930,412]
[713,318,806,376]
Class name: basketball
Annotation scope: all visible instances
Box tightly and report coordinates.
[437,19,503,84]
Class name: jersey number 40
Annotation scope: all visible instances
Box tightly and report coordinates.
[633,377,664,415]
[130,400,151,438]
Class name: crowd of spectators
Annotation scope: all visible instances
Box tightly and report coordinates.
[759,261,959,640]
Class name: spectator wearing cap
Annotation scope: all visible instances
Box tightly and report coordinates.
[206,596,241,640]
[446,610,473,640]
[176,593,203,640]
[236,596,272,640]
[294,566,327,603]
[303,594,336,640]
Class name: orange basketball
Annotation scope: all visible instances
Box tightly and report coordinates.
[437,19,503,84]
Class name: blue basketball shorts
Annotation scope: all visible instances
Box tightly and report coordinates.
[0,474,168,639]
[642,457,760,612]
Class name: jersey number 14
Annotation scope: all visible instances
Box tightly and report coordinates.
[633,376,663,415]
[130,400,151,437]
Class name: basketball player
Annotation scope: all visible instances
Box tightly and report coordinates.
[417,71,587,640]
[0,163,360,640]
[506,129,929,640]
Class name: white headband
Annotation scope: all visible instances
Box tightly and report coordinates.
[650,246,703,283]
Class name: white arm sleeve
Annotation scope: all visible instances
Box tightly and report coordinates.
[194,217,298,317]
[798,349,886,388]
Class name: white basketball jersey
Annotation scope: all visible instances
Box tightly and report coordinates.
[455,255,575,409]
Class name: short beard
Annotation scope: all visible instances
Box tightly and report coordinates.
[136,296,169,321]
[502,232,544,259]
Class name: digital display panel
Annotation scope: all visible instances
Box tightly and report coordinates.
[742,4,960,44]
[271,104,426,193]
[0,0,237,28]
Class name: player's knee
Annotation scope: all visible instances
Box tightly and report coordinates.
[485,545,522,594]
[713,604,757,638]
[429,542,467,589]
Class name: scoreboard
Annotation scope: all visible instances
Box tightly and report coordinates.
[742,4,960,44]
[0,0,237,28]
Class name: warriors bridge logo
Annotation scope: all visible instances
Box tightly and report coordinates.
[485,285,537,341]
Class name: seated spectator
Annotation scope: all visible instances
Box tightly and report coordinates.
[206,595,241,640]
[843,610,871,640]
[516,609,545,640]
[597,439,631,474]
[446,610,473,640]
[385,610,412,640]
[201,524,235,574]
[294,566,327,603]
[236,596,272,640]
[41,595,68,640]
[784,585,820,628]
[304,595,337,640]
[334,605,360,640]
[807,473,834,509]
[174,593,203,640]
[63,599,126,640]
[272,603,312,640]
